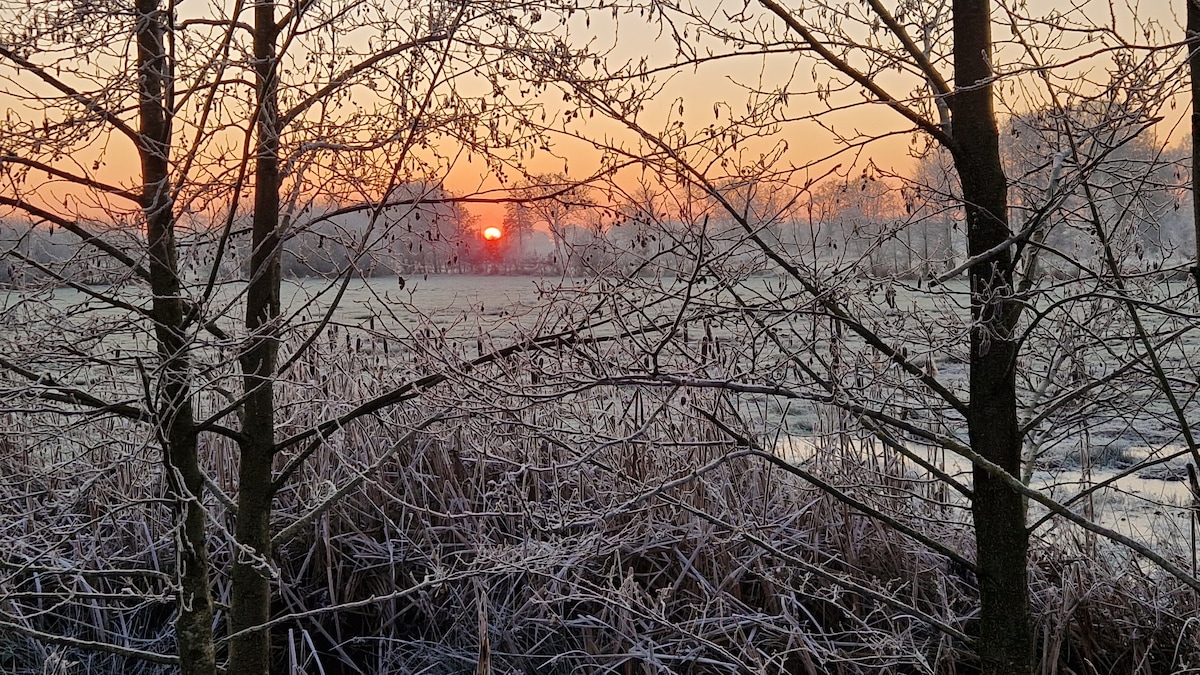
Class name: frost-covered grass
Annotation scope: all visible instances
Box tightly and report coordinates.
[2,363,1198,673]
[3,275,1200,672]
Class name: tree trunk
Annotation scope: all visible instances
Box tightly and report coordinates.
[136,1,217,672]
[950,1,1032,672]
[230,0,281,672]
[1189,0,1200,290]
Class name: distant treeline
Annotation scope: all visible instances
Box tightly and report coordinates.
[3,144,1195,287]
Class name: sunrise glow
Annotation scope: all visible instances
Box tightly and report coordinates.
[482,226,503,241]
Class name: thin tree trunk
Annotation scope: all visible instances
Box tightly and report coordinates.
[950,1,1031,672]
[1189,0,1200,290]
[230,0,281,672]
[136,1,217,672]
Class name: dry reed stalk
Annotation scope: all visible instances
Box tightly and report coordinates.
[3,334,1199,673]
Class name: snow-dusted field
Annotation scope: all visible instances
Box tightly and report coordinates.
[4,273,1197,550]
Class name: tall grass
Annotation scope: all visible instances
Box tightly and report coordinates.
[1,340,1197,674]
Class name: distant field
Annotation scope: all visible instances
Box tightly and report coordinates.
[3,273,1197,549]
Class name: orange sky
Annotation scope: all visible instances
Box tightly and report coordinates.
[0,0,1188,230]
[448,0,1188,227]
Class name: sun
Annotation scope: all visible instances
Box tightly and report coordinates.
[483,226,503,241]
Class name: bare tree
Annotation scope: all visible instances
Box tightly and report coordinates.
[3,0,1200,673]
[0,0,589,672]
[542,1,1196,672]
[505,173,599,275]
[0,1,222,670]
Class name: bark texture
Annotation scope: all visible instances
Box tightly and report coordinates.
[136,0,217,672]
[950,1,1032,672]
[229,0,282,672]
[1189,0,1200,288]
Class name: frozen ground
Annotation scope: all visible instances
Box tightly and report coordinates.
[5,273,1196,551]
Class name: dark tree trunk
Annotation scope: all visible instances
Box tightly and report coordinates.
[136,1,217,672]
[1189,0,1200,290]
[229,1,281,672]
[949,1,1032,673]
